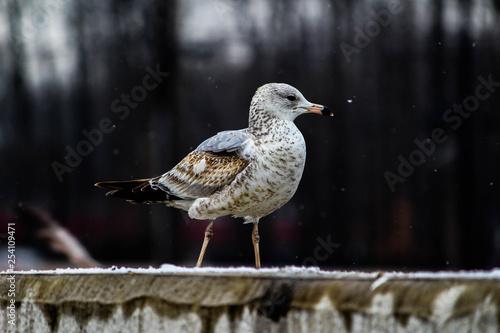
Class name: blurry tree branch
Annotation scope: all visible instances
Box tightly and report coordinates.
[18,206,101,268]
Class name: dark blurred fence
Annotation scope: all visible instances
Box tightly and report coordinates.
[1,0,499,270]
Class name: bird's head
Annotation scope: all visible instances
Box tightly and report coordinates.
[249,83,333,123]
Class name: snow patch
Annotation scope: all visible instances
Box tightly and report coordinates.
[2,265,500,281]
[370,274,389,290]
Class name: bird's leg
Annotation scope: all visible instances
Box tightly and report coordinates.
[252,221,261,269]
[195,220,214,268]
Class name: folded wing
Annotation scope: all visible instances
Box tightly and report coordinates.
[153,130,251,199]
[96,130,252,203]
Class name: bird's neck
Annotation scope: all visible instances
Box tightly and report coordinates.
[248,110,296,137]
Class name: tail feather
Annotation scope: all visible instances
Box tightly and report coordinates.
[95,178,178,204]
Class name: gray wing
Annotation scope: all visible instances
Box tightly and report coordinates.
[196,129,249,153]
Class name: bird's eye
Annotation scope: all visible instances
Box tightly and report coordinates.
[286,95,296,101]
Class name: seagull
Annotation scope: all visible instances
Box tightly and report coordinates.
[95,83,332,268]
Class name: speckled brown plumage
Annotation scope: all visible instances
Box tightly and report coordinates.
[153,150,249,200]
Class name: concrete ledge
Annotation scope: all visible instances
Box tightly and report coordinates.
[1,266,500,332]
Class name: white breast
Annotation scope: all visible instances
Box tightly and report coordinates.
[188,120,306,220]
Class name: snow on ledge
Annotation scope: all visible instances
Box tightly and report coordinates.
[1,265,500,280]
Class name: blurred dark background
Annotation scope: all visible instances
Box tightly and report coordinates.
[1,0,499,270]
